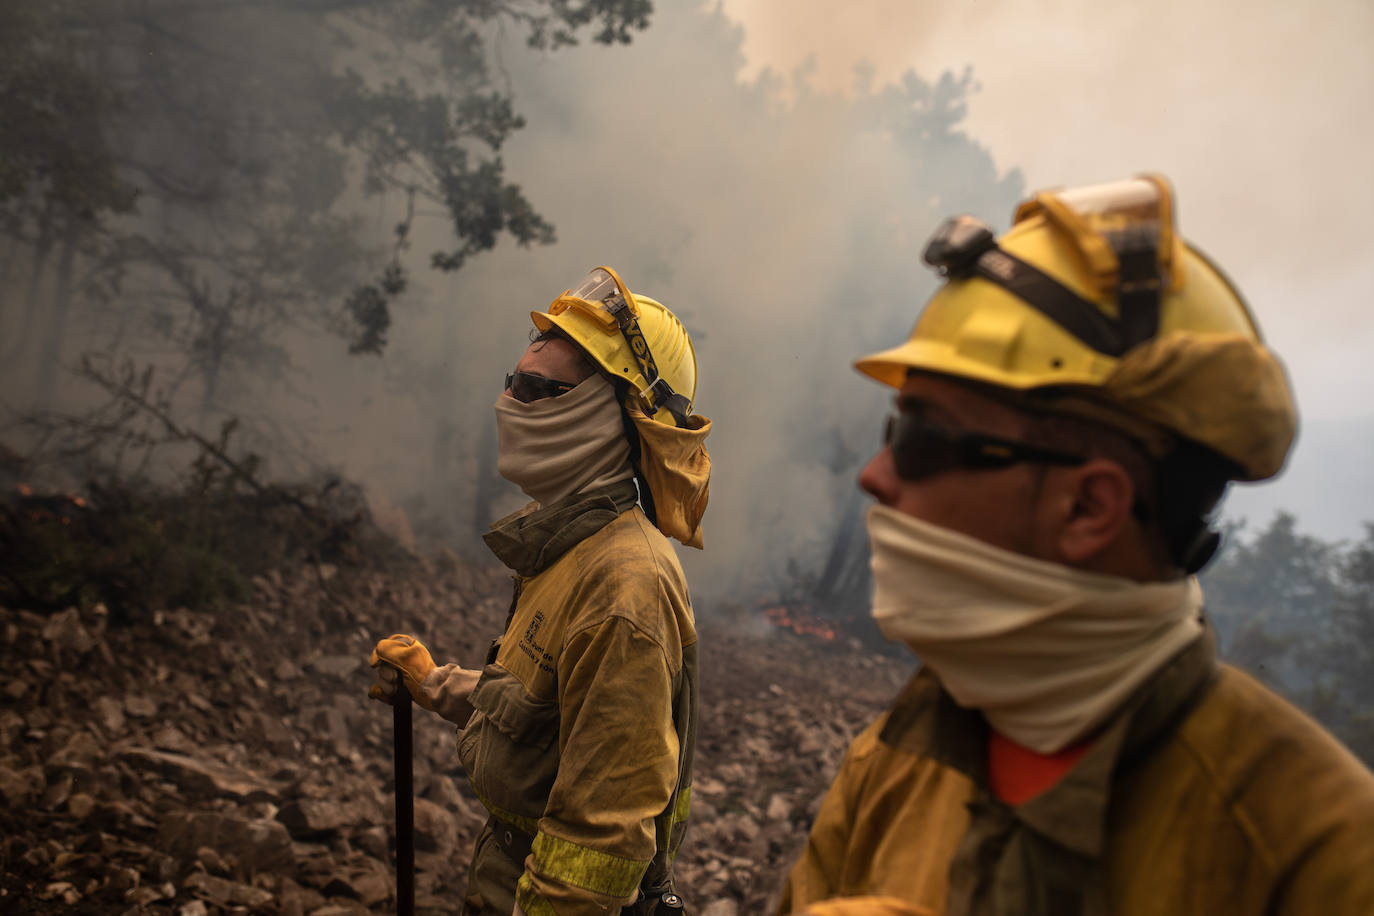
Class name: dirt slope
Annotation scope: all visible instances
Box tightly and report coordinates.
[1,550,911,915]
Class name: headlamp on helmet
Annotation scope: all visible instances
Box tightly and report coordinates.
[923,215,997,279]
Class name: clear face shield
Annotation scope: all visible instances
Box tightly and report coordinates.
[1017,175,1181,297]
[544,266,692,426]
[921,175,1182,358]
[548,267,639,330]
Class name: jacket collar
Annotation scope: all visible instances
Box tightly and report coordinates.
[482,479,639,578]
[880,622,1219,858]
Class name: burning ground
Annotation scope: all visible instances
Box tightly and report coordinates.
[0,483,910,915]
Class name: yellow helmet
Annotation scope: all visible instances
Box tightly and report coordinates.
[533,266,698,428]
[856,175,1297,481]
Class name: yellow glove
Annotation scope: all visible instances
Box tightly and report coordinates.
[368,634,436,710]
[798,897,939,916]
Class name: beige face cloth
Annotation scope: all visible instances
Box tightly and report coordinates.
[867,504,1204,753]
[493,374,633,507]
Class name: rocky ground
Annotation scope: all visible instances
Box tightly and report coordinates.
[0,547,912,915]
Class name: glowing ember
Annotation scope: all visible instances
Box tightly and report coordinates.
[761,604,837,641]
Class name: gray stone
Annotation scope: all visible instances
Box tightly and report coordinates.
[422,773,478,823]
[66,792,96,819]
[277,798,360,837]
[183,871,274,907]
[125,695,159,718]
[413,796,458,853]
[93,696,126,733]
[309,706,351,757]
[41,608,95,656]
[699,897,739,916]
[118,747,280,801]
[245,710,297,754]
[42,771,74,809]
[765,793,791,822]
[0,764,41,807]
[158,811,294,875]
[41,881,82,904]
[151,724,197,754]
[50,729,102,770]
[723,812,760,842]
[309,655,361,678]
[126,883,171,905]
[195,845,232,875]
[353,825,389,861]
[353,863,394,905]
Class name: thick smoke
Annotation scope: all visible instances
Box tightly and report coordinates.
[1,1,1027,610]
[318,2,1023,604]
[717,0,1374,540]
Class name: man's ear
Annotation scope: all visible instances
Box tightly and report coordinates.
[1057,459,1137,565]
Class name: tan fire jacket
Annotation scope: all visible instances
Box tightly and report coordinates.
[459,480,697,916]
[780,630,1374,916]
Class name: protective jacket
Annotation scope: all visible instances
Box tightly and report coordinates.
[459,479,697,916]
[780,629,1374,916]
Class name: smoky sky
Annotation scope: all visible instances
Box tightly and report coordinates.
[328,2,1035,602]
[300,0,1372,606]
[715,0,1374,540]
[7,0,1367,611]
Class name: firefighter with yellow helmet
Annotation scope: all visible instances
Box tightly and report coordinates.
[368,267,709,915]
[780,177,1374,915]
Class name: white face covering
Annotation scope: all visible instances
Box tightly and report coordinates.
[494,374,633,507]
[867,503,1204,753]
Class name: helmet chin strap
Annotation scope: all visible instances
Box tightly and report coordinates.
[601,290,692,428]
[923,211,1230,574]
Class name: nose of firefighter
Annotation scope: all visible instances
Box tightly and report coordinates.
[859,446,902,507]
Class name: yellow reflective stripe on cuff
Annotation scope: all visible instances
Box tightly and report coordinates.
[668,785,692,827]
[531,831,649,899]
[471,787,540,837]
[516,873,555,916]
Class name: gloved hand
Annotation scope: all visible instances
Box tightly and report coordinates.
[369,634,437,710]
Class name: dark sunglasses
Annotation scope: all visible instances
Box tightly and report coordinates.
[883,413,1087,481]
[504,371,577,403]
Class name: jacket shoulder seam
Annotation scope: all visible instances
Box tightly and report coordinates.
[563,612,679,675]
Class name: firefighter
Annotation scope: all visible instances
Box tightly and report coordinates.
[780,177,1374,915]
[369,267,710,916]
